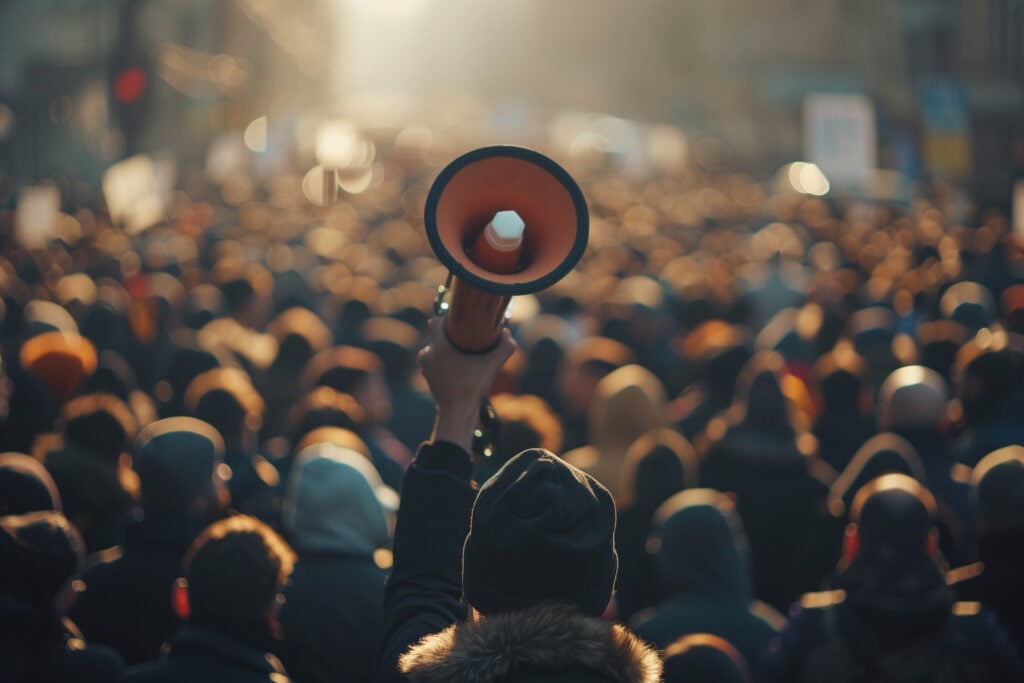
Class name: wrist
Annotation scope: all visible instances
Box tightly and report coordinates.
[432,406,479,453]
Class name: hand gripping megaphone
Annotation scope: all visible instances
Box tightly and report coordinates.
[425,146,589,353]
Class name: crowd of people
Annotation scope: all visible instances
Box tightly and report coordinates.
[1,119,1024,682]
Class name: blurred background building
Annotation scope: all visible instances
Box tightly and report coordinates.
[0,0,1021,209]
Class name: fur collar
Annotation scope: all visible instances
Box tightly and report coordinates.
[399,602,662,683]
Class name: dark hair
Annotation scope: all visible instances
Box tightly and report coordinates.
[184,515,295,627]
[185,368,264,443]
[60,393,138,464]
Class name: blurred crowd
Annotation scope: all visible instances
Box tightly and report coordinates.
[1,121,1024,683]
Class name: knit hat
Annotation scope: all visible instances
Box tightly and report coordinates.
[133,416,224,516]
[462,448,618,617]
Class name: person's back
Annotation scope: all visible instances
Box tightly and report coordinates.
[278,441,396,683]
[759,474,1024,683]
[631,489,781,670]
[947,446,1024,654]
[71,417,228,664]
[377,321,661,683]
[125,515,294,682]
[0,511,123,683]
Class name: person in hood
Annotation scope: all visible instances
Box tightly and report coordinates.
[810,345,875,473]
[631,488,782,670]
[614,428,698,622]
[947,446,1024,654]
[759,473,1024,682]
[662,633,751,683]
[0,511,123,683]
[70,416,229,664]
[563,363,668,502]
[376,320,661,683]
[0,450,62,515]
[876,364,971,565]
[278,441,398,683]
[125,514,295,682]
[700,351,835,612]
[950,332,1024,468]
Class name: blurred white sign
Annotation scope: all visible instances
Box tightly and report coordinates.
[804,93,877,192]
[102,154,166,235]
[15,184,61,250]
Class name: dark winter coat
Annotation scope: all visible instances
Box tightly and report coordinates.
[758,558,1024,682]
[0,597,123,683]
[400,601,661,683]
[948,531,1024,655]
[70,516,206,665]
[124,625,290,682]
[375,440,661,683]
[701,425,835,612]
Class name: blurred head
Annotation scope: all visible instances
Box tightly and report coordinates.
[955,331,1024,425]
[0,511,84,611]
[474,393,564,486]
[734,351,793,432]
[829,433,927,517]
[133,417,227,521]
[556,336,634,418]
[181,515,295,633]
[266,307,331,373]
[970,445,1024,535]
[662,634,750,683]
[846,473,938,566]
[288,387,365,447]
[303,346,391,424]
[19,330,97,403]
[811,344,868,411]
[184,367,264,447]
[462,449,617,617]
[587,364,667,450]
[0,451,62,515]
[876,365,949,432]
[650,489,750,598]
[283,443,397,557]
[618,428,698,510]
[59,392,138,466]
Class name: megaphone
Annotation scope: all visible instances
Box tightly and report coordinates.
[425,146,589,352]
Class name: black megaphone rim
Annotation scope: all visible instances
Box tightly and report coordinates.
[424,145,589,296]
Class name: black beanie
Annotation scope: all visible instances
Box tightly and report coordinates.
[462,448,618,617]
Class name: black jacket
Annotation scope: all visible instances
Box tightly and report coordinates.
[948,531,1024,656]
[124,625,290,682]
[375,440,660,683]
[0,594,122,683]
[278,553,386,683]
[70,516,206,665]
[759,558,1024,682]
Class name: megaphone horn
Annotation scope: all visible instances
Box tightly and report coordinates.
[425,146,589,353]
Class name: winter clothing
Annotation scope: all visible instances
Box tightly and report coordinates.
[760,474,1024,682]
[631,489,781,670]
[464,448,618,618]
[399,601,661,683]
[0,511,123,683]
[376,440,660,683]
[614,429,698,621]
[124,625,290,682]
[701,419,835,612]
[70,517,206,665]
[563,364,667,500]
[278,443,395,683]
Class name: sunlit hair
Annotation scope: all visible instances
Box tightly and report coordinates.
[183,514,296,625]
[184,367,265,439]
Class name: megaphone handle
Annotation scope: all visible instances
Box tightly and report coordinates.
[442,278,512,354]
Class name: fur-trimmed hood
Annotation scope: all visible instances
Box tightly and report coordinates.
[399,602,661,683]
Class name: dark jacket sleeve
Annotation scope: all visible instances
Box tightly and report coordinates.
[756,606,824,683]
[375,440,476,683]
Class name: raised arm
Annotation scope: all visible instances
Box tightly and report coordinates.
[375,320,515,683]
